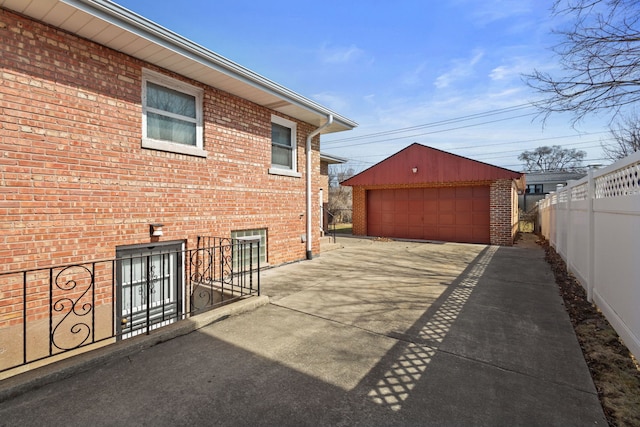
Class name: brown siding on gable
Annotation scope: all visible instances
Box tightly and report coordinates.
[343,143,522,187]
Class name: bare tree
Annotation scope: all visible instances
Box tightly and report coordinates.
[328,164,355,188]
[518,145,587,172]
[525,0,640,124]
[327,164,354,223]
[602,113,640,160]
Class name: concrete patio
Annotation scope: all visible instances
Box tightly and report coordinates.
[0,234,606,426]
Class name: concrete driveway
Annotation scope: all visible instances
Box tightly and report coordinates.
[0,235,606,426]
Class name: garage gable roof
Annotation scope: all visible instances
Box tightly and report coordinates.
[342,143,523,186]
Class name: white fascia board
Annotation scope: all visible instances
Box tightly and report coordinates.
[320,153,348,164]
[61,0,357,131]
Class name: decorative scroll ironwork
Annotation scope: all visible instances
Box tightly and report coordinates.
[0,237,260,374]
[188,237,259,313]
[139,264,158,303]
[220,241,234,285]
[189,247,215,312]
[51,265,94,351]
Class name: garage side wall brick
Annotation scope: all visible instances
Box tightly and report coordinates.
[490,179,516,246]
[352,187,367,235]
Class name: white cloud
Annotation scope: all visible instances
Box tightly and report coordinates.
[488,57,535,81]
[312,92,350,112]
[462,0,534,26]
[489,65,509,80]
[434,50,485,89]
[402,62,427,86]
[318,44,366,64]
[489,55,561,83]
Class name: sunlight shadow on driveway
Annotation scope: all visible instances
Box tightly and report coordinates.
[366,246,498,411]
[197,239,489,393]
[264,240,486,339]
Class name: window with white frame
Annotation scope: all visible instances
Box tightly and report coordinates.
[141,69,206,157]
[270,115,300,177]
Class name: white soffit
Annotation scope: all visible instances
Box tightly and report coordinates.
[0,0,357,134]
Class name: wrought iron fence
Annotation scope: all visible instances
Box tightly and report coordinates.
[326,210,338,243]
[0,237,260,375]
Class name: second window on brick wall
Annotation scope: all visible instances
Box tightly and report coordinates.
[270,115,299,177]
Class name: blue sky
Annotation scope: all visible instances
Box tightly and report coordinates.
[116,0,616,172]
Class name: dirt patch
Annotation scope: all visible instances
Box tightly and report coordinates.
[539,237,640,427]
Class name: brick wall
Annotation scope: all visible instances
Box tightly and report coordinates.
[320,161,329,204]
[489,179,516,245]
[351,187,367,235]
[0,8,323,272]
[349,180,516,246]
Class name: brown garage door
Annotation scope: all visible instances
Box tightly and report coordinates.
[367,186,490,244]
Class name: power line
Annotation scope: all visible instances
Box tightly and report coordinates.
[323,103,535,145]
[472,144,604,161]
[332,142,611,170]
[497,158,609,169]
[330,112,539,148]
[330,132,612,160]
[336,156,611,172]
[466,139,611,159]
[442,131,610,151]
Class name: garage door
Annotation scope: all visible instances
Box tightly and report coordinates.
[367,186,490,244]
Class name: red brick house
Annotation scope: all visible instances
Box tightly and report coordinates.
[0,0,356,272]
[342,144,525,245]
[0,0,356,372]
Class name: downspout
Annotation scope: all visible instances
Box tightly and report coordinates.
[306,115,333,260]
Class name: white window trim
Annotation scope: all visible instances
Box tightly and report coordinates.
[269,114,301,177]
[141,69,207,158]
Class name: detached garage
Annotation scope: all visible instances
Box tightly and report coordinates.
[341,143,525,245]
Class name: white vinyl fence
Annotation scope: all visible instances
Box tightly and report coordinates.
[538,150,640,361]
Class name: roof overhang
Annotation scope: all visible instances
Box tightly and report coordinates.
[523,171,587,184]
[0,0,357,134]
[320,153,348,164]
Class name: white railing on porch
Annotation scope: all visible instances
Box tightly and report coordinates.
[537,150,640,361]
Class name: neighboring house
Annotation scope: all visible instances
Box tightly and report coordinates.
[342,143,525,245]
[519,171,587,212]
[0,0,356,370]
[320,153,347,235]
